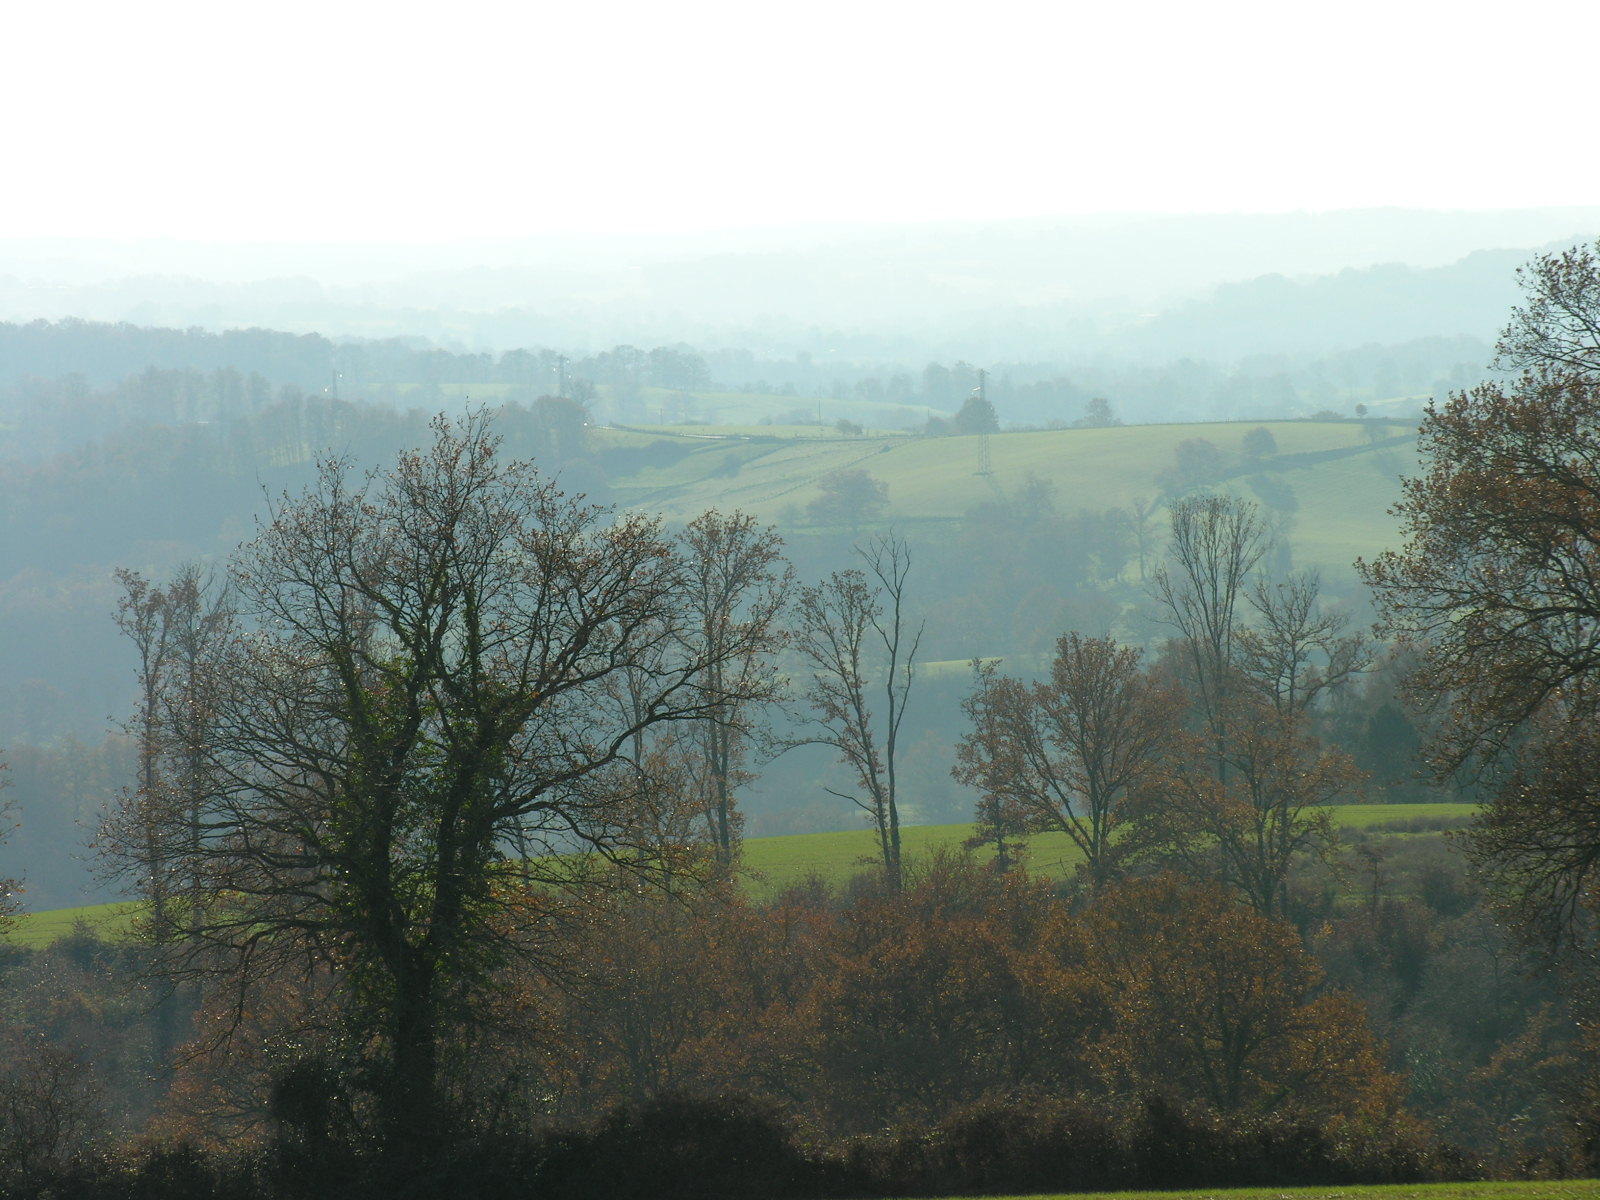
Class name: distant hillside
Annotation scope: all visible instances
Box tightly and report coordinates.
[1117,248,1540,361]
[597,416,1417,587]
[6,209,1599,353]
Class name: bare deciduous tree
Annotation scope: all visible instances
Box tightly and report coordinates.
[109,568,231,892]
[0,762,16,935]
[1151,494,1269,741]
[1494,240,1600,378]
[103,565,232,1063]
[955,634,1181,890]
[105,413,785,1155]
[1147,495,1363,916]
[677,511,790,869]
[795,534,922,887]
[1238,570,1368,718]
[1129,494,1161,582]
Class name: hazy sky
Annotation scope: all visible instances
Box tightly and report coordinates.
[7,0,1595,243]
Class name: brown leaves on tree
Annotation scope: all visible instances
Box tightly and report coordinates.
[1071,875,1400,1125]
[954,634,1182,889]
[1362,373,1600,953]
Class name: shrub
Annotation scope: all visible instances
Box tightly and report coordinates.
[532,1094,827,1200]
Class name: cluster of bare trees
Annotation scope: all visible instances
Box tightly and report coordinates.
[26,238,1600,1188]
[97,413,932,1162]
[97,403,1386,1163]
[958,494,1367,914]
[794,535,922,886]
[91,393,1490,1170]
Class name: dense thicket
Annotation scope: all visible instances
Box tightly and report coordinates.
[3,834,1586,1196]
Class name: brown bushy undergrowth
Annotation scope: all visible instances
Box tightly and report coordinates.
[8,1092,1469,1200]
[8,848,1589,1193]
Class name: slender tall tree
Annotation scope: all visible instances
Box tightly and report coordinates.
[677,511,790,869]
[1148,496,1362,916]
[1150,494,1268,750]
[0,761,16,936]
[104,564,232,1064]
[795,534,922,887]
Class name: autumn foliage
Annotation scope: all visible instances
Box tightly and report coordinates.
[455,854,1406,1148]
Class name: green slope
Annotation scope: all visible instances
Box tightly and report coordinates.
[3,901,142,949]
[602,418,1418,582]
[736,802,1471,900]
[4,804,1472,944]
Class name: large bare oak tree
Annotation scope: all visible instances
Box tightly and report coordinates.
[111,413,784,1151]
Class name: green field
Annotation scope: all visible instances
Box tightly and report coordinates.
[422,383,939,432]
[737,803,1473,899]
[3,805,1472,947]
[595,417,1418,584]
[912,1185,1600,1200]
[4,901,143,948]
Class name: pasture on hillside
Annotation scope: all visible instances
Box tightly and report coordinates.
[5,805,1474,942]
[736,803,1472,899]
[596,416,1419,585]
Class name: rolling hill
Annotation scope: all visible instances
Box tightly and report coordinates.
[595,412,1419,585]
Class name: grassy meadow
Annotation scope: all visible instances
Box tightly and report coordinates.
[913,1185,1600,1200]
[594,413,1418,584]
[736,802,1472,900]
[4,804,1474,944]
[4,900,143,948]
[625,386,940,430]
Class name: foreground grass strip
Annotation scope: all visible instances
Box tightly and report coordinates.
[913,1182,1600,1200]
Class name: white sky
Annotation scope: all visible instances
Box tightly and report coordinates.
[5,0,1596,243]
